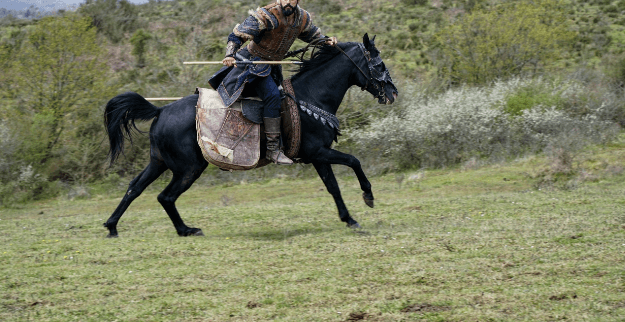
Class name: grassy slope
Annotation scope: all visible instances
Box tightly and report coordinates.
[2,138,625,321]
[3,0,625,86]
[98,0,625,82]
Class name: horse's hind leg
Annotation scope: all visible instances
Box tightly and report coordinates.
[313,162,360,228]
[104,159,167,238]
[158,165,207,237]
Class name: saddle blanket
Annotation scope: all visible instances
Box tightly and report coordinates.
[195,79,300,171]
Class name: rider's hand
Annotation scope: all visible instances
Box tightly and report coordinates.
[326,37,337,46]
[223,56,236,67]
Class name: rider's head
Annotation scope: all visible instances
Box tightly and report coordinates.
[278,0,299,16]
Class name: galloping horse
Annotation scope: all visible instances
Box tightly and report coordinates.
[103,34,398,237]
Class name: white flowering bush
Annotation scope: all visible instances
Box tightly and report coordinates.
[349,78,620,169]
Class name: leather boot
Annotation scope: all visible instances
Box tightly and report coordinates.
[264,117,293,165]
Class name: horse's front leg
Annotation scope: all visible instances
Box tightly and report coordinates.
[312,162,360,228]
[310,148,374,208]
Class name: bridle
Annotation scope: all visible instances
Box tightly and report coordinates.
[335,43,390,102]
[285,39,393,102]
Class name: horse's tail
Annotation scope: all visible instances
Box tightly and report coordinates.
[104,92,160,165]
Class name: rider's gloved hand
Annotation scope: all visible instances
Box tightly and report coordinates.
[222,56,237,67]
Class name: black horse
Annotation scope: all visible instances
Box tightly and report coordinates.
[103,34,398,237]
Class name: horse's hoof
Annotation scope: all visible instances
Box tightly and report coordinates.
[104,223,118,238]
[347,222,361,229]
[180,228,204,237]
[348,222,369,235]
[362,192,374,208]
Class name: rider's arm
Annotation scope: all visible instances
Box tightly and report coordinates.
[226,8,275,58]
[298,9,335,45]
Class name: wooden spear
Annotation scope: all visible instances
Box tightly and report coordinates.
[145,97,183,101]
[183,61,302,65]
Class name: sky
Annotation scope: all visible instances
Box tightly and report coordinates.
[1,0,151,11]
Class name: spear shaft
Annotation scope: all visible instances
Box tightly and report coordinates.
[183,61,302,65]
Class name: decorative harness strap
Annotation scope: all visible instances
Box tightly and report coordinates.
[298,100,341,135]
[282,41,389,142]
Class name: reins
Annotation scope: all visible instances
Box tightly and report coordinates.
[285,40,387,101]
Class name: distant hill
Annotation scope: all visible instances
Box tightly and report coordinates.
[0,2,77,19]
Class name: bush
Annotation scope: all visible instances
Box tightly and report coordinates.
[0,121,18,183]
[78,0,143,43]
[349,78,620,169]
[401,0,429,6]
[130,29,151,68]
[435,0,576,85]
[504,83,565,116]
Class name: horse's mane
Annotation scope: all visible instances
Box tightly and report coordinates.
[291,42,355,81]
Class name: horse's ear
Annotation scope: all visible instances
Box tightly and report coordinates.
[363,33,370,48]
[372,35,376,43]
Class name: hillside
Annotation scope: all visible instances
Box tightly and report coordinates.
[1,0,625,204]
[3,0,625,76]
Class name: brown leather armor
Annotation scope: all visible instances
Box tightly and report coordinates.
[247,3,310,61]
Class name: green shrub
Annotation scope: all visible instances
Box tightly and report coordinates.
[401,0,429,6]
[130,29,151,68]
[78,0,143,43]
[435,0,576,85]
[505,85,564,116]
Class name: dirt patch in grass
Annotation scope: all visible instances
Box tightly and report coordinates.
[346,311,370,321]
[549,293,578,301]
[400,303,449,313]
[246,301,261,309]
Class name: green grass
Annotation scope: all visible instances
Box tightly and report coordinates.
[2,145,625,321]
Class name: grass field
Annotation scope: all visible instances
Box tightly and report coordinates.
[2,143,625,321]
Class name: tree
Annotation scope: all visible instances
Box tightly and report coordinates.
[435,0,576,85]
[130,29,151,68]
[11,15,112,170]
[78,0,142,43]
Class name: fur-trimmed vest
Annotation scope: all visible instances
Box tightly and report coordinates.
[247,3,311,60]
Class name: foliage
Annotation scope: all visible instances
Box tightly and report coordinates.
[349,78,620,169]
[10,15,109,165]
[130,29,151,68]
[1,0,625,204]
[78,0,142,43]
[602,52,625,90]
[504,82,565,116]
[400,0,429,6]
[435,0,576,85]
[0,122,18,182]
[0,14,115,202]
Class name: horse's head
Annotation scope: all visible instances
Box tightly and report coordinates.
[354,33,398,104]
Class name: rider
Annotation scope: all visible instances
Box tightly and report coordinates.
[208,0,337,165]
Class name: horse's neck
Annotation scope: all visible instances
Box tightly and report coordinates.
[291,58,353,115]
